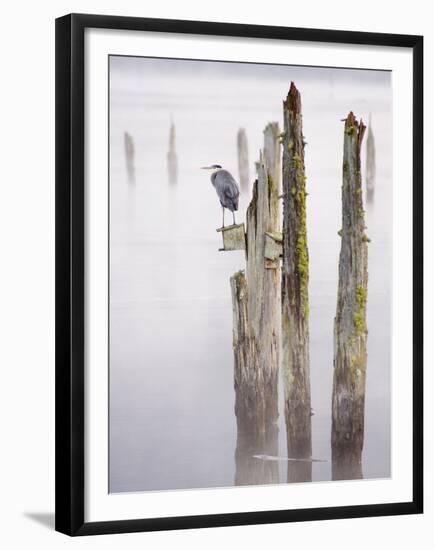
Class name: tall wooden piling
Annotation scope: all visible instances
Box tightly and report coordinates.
[237,128,250,193]
[231,124,281,485]
[281,83,312,476]
[167,121,178,185]
[230,124,281,437]
[365,114,376,203]
[332,112,368,480]
[124,131,135,183]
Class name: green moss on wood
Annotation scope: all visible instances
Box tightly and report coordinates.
[353,284,367,335]
[296,233,309,318]
[292,154,303,170]
[296,186,309,318]
[288,151,309,318]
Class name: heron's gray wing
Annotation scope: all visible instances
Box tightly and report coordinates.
[219,170,240,197]
[215,170,240,204]
[214,170,240,211]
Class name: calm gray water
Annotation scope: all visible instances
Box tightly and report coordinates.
[109,57,391,493]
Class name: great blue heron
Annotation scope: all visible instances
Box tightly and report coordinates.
[201,164,240,227]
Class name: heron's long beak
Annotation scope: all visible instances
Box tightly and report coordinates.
[201,166,212,170]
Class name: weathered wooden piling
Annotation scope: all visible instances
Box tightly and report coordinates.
[167,121,178,185]
[230,123,281,437]
[237,128,250,193]
[281,83,312,476]
[365,114,376,203]
[332,112,368,480]
[124,131,135,183]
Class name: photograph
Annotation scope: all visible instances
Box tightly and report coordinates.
[0,3,427,546]
[108,55,392,493]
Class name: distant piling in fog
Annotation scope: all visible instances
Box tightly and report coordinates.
[281,82,312,482]
[332,112,368,481]
[237,128,250,193]
[263,123,281,185]
[167,120,178,185]
[230,123,281,436]
[365,114,376,203]
[124,131,135,183]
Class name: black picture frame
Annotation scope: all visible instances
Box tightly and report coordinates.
[55,13,423,536]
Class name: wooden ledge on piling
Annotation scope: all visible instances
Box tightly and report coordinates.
[264,231,283,268]
[217,223,246,251]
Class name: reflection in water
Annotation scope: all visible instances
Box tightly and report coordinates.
[331,374,366,482]
[235,425,279,486]
[332,451,363,481]
[287,459,312,483]
[167,120,178,185]
[124,131,135,183]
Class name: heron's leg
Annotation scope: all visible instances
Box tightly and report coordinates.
[232,211,236,225]
[222,206,225,228]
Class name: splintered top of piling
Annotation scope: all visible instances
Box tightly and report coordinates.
[344,111,366,146]
[283,81,301,114]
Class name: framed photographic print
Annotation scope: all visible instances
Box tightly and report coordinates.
[55,13,423,536]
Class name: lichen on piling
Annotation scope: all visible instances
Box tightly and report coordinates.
[353,284,367,335]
